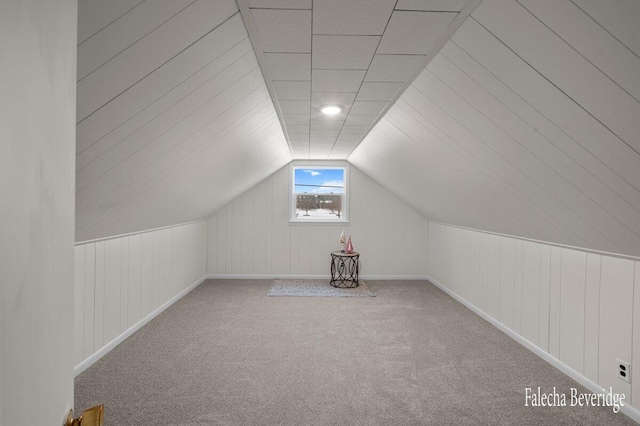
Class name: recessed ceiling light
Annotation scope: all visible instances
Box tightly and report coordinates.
[320,105,342,115]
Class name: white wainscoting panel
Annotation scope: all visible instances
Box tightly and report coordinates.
[599,256,634,400]
[207,164,428,277]
[633,261,640,408]
[74,221,207,373]
[559,248,587,374]
[427,222,640,411]
[520,240,541,346]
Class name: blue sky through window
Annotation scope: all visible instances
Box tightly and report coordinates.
[294,168,344,194]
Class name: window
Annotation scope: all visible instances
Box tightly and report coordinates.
[290,162,348,223]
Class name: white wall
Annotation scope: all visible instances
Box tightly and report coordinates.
[207,164,428,277]
[75,0,292,242]
[427,222,640,410]
[74,221,207,371]
[0,1,77,424]
[350,0,640,258]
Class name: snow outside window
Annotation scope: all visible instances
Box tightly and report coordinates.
[290,163,349,223]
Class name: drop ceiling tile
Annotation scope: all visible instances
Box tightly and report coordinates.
[309,144,333,151]
[310,109,348,121]
[283,114,311,125]
[309,147,336,154]
[312,35,380,69]
[273,81,311,100]
[395,0,467,11]
[312,69,366,92]
[349,101,387,115]
[252,9,311,53]
[365,54,425,82]
[285,125,310,134]
[265,53,311,80]
[334,141,360,150]
[289,134,310,143]
[249,0,312,9]
[344,115,378,126]
[311,120,345,130]
[309,139,337,146]
[290,139,311,147]
[290,145,310,153]
[310,129,341,138]
[313,0,396,35]
[377,11,456,54]
[311,92,357,109]
[356,82,403,101]
[309,140,336,146]
[279,100,311,114]
[340,125,370,134]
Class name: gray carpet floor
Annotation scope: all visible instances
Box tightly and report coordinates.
[75,279,637,425]
[267,278,375,297]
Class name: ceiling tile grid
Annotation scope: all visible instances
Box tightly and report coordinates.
[312,35,380,69]
[241,0,476,159]
[252,9,311,52]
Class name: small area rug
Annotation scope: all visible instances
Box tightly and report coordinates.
[267,278,375,297]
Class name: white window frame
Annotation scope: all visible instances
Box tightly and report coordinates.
[289,161,349,224]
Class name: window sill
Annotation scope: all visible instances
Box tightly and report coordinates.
[289,219,349,225]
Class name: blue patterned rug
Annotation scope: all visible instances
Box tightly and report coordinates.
[267,279,375,297]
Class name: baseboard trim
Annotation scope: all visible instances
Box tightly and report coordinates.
[424,273,640,424]
[205,274,429,280]
[74,275,208,377]
[206,274,328,280]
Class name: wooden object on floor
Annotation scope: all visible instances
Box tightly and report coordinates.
[66,405,104,426]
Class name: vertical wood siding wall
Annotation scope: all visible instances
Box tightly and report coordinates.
[74,221,207,368]
[207,165,429,277]
[427,222,640,409]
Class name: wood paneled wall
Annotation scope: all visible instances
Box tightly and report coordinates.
[74,221,207,369]
[427,222,640,409]
[75,0,291,242]
[207,165,428,277]
[350,0,640,258]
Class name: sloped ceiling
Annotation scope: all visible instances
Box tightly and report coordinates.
[76,0,640,259]
[75,0,291,241]
[350,0,640,257]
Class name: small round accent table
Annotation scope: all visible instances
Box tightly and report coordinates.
[330,251,360,288]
